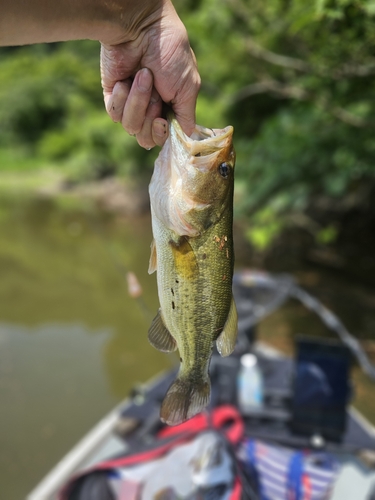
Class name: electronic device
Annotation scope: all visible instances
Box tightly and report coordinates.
[291,336,351,441]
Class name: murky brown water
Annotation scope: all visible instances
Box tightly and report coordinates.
[0,197,170,499]
[1,196,375,499]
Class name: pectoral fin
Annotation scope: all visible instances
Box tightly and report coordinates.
[216,297,238,357]
[148,239,157,274]
[148,309,177,353]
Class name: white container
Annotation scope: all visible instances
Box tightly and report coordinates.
[237,353,264,413]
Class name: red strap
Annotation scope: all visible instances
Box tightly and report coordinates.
[92,406,243,471]
[230,476,243,500]
[157,405,244,444]
[60,405,244,499]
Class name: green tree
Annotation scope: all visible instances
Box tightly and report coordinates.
[0,42,155,180]
[176,0,375,246]
[1,0,375,248]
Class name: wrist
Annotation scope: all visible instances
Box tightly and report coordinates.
[98,0,168,46]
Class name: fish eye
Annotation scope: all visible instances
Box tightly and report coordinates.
[218,162,230,179]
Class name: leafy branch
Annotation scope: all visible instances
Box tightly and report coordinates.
[230,79,369,128]
[244,36,375,79]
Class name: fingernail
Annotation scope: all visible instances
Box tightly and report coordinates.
[105,97,120,122]
[105,95,114,114]
[104,95,111,112]
[150,90,160,105]
[153,120,167,138]
[138,68,152,92]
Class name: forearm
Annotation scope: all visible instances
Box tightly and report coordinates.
[0,0,164,46]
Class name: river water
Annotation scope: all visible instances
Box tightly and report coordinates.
[0,197,170,499]
[1,196,375,499]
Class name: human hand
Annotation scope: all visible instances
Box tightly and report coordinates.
[100,0,200,149]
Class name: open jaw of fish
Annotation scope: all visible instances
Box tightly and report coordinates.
[148,114,237,426]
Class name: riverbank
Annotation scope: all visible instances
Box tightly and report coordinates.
[3,166,375,287]
[0,169,150,216]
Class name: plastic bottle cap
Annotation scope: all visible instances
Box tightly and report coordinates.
[241,353,257,368]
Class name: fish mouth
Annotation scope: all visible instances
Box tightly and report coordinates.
[169,114,233,158]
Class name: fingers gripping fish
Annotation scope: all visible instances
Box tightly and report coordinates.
[148,114,237,426]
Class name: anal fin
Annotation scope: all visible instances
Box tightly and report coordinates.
[148,309,177,353]
[216,296,238,357]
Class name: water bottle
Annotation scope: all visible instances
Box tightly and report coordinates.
[237,353,263,413]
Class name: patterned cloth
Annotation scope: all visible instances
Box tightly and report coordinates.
[239,439,339,500]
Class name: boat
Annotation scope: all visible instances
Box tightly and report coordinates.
[27,270,375,500]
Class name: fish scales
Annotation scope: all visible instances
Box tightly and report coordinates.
[154,209,233,369]
[148,114,237,425]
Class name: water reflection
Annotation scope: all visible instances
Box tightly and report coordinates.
[0,198,170,499]
[0,323,114,499]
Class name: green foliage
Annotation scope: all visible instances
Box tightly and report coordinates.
[1,0,375,246]
[234,105,375,216]
[0,44,99,145]
[245,208,285,250]
[37,108,156,182]
[316,224,338,244]
[0,42,155,181]
[176,0,375,243]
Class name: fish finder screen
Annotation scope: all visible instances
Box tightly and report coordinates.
[291,337,351,440]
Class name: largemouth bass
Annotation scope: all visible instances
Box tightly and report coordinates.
[148,115,237,426]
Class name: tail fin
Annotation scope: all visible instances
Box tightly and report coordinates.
[160,374,211,426]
